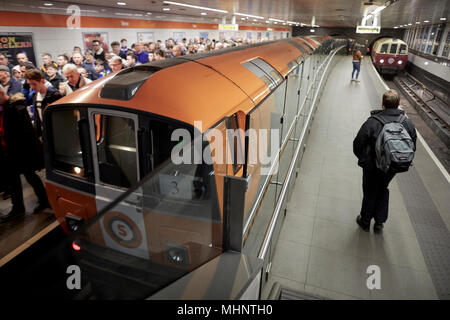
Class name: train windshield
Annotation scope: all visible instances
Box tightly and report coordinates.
[380,44,389,53]
[49,108,86,177]
[390,43,398,54]
[44,105,224,299]
[399,44,407,54]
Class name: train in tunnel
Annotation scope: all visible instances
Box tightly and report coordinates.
[371,37,408,74]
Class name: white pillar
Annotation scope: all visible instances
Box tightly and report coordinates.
[232,15,236,25]
[222,16,226,25]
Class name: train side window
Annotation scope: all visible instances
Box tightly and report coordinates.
[242,61,277,90]
[251,58,283,85]
[390,43,398,54]
[93,113,137,189]
[380,44,389,53]
[399,44,407,54]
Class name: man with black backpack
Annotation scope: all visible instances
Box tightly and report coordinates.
[353,90,417,233]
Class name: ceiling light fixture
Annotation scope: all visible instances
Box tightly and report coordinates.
[234,12,264,19]
[43,2,53,5]
[163,1,228,13]
[269,18,285,23]
[424,20,429,23]
[370,5,386,15]
[440,18,446,21]
[163,8,170,11]
[201,12,207,15]
[415,22,420,24]
[117,2,126,5]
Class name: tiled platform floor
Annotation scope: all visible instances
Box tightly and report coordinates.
[263,56,450,300]
[0,170,55,261]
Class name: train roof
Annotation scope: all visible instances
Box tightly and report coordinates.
[52,36,330,132]
[374,37,407,46]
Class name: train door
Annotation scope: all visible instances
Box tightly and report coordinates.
[88,108,149,260]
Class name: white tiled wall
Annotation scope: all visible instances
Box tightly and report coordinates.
[0,26,287,66]
[407,52,450,82]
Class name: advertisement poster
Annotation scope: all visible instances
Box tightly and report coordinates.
[257,32,262,41]
[82,32,109,52]
[137,32,154,43]
[173,32,186,43]
[199,32,209,40]
[246,32,252,40]
[0,33,36,66]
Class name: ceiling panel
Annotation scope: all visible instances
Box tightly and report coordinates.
[2,0,449,28]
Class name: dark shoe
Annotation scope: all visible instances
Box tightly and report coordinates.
[33,201,51,213]
[373,223,384,233]
[356,215,370,232]
[1,207,25,222]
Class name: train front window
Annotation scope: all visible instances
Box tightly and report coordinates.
[380,44,389,53]
[50,108,85,177]
[93,113,138,189]
[390,44,398,54]
[399,44,407,54]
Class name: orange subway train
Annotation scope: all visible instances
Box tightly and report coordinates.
[41,36,339,297]
[43,36,328,231]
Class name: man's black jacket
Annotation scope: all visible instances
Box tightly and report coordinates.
[0,93,44,175]
[32,87,62,138]
[353,108,417,170]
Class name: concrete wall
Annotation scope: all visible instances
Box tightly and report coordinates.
[407,52,450,83]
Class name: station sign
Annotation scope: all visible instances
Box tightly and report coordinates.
[356,26,381,34]
[219,24,239,31]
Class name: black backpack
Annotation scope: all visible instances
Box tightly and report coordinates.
[372,114,415,173]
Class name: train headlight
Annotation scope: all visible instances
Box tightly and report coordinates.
[398,60,403,64]
[380,59,385,63]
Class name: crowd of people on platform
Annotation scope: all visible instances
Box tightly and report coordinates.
[0,36,266,221]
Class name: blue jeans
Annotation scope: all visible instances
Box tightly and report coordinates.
[352,61,360,79]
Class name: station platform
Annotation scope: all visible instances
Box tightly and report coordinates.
[263,55,450,300]
[0,171,57,265]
